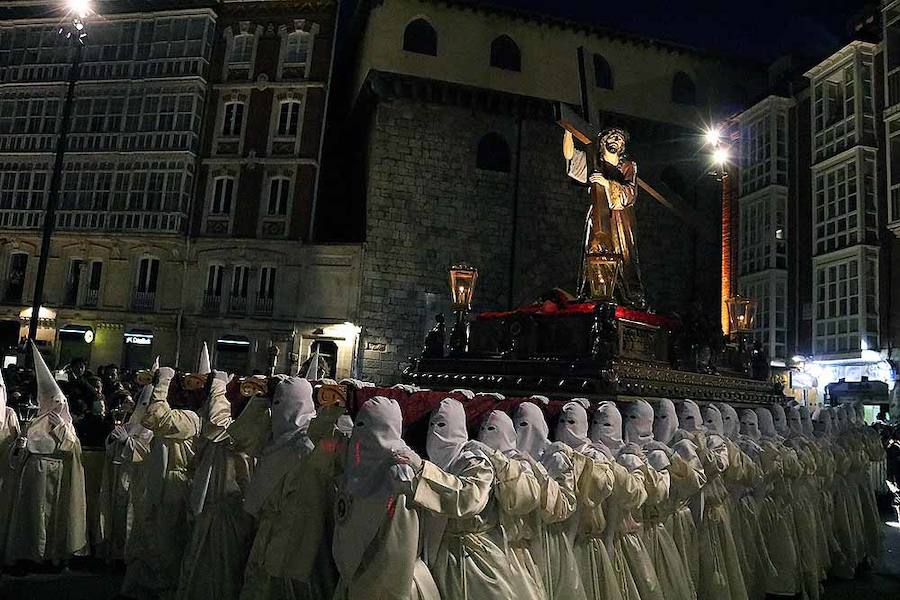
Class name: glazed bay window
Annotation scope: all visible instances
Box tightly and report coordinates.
[738,103,789,196]
[224,24,259,80]
[738,273,787,360]
[813,249,879,356]
[229,34,254,66]
[813,150,877,255]
[738,189,787,276]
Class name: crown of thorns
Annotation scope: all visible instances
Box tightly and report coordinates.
[598,127,630,144]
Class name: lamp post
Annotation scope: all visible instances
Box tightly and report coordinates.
[448,265,478,356]
[27,2,91,350]
[704,125,734,337]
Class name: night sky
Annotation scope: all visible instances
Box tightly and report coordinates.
[490,0,873,63]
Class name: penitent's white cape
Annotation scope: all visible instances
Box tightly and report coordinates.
[333,396,438,600]
[0,342,86,564]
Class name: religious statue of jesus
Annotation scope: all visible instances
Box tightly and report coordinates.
[565,126,646,308]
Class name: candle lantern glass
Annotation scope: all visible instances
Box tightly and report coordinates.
[585,251,622,301]
[726,295,758,333]
[449,265,478,310]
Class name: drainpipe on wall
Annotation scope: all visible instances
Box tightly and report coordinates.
[307,0,344,243]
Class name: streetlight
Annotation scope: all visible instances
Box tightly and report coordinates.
[704,123,735,336]
[27,1,92,353]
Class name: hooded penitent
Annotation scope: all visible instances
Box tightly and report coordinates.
[754,408,779,439]
[243,376,316,516]
[426,398,468,470]
[786,406,804,437]
[676,400,704,433]
[771,404,789,437]
[739,409,761,441]
[478,410,516,454]
[334,396,419,587]
[702,404,725,436]
[28,341,73,442]
[555,400,594,451]
[812,407,833,436]
[587,400,624,454]
[514,402,550,460]
[654,398,679,444]
[197,342,212,375]
[716,403,740,440]
[622,399,654,446]
[799,406,814,437]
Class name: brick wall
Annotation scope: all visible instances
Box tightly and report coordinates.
[359,97,721,382]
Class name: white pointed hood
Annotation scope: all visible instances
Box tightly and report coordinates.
[771,404,789,436]
[588,401,623,451]
[677,400,705,433]
[514,401,550,460]
[198,342,211,375]
[557,401,593,450]
[653,398,679,444]
[478,410,516,454]
[739,409,761,441]
[32,341,71,425]
[305,348,322,380]
[799,405,814,437]
[702,404,725,436]
[151,355,160,372]
[426,398,468,469]
[755,408,779,439]
[716,403,740,440]
[623,399,654,447]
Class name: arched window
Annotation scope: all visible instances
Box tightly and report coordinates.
[593,54,613,89]
[402,18,437,56]
[476,132,511,173]
[490,35,520,72]
[672,71,696,105]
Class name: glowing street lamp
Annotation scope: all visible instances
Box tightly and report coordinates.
[448,265,478,356]
[704,122,735,336]
[28,1,93,355]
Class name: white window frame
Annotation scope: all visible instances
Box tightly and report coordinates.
[257,265,276,300]
[267,92,305,155]
[205,170,238,234]
[214,93,249,155]
[223,22,261,80]
[738,271,788,361]
[258,169,293,237]
[231,264,250,298]
[277,20,319,80]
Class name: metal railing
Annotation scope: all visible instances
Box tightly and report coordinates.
[228,295,247,314]
[83,288,99,307]
[254,296,273,315]
[132,290,156,311]
[202,293,221,313]
[0,209,185,234]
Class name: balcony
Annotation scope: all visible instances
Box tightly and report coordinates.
[0,210,186,234]
[228,295,247,314]
[255,296,273,315]
[132,291,156,311]
[0,57,209,85]
[202,293,221,313]
[83,288,99,308]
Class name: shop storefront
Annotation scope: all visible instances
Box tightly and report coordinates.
[123,329,154,370]
[216,335,252,374]
[58,324,95,369]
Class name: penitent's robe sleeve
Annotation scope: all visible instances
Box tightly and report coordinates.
[142,401,200,440]
[412,454,493,519]
[493,454,542,516]
[533,457,578,524]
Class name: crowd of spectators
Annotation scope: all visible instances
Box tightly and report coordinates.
[3,357,145,448]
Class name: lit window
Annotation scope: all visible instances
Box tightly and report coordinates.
[277,100,302,137]
[211,176,235,215]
